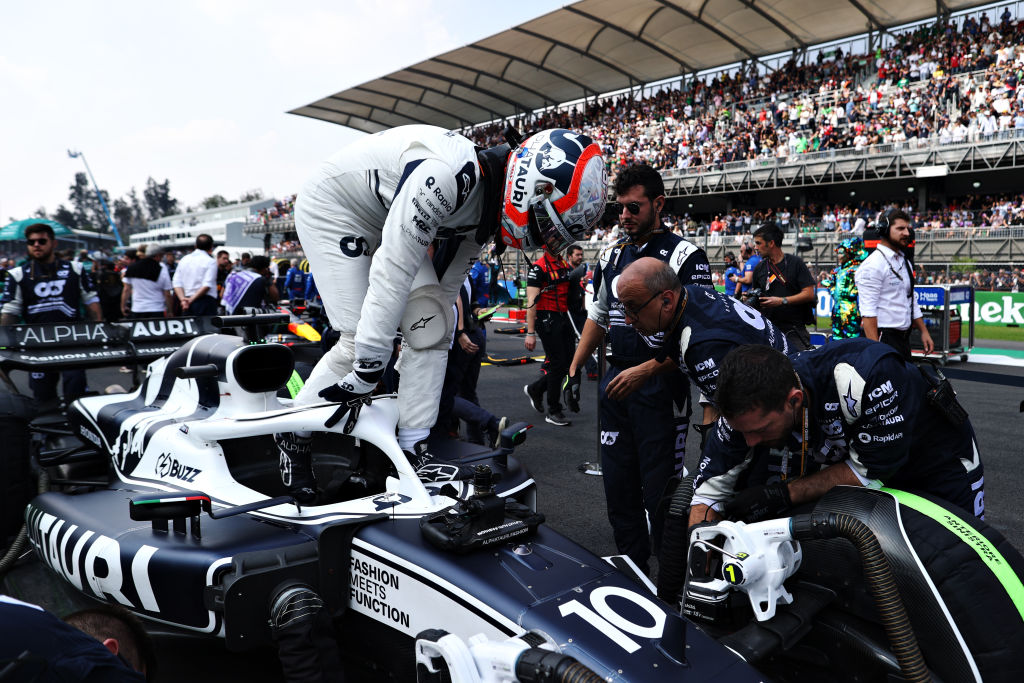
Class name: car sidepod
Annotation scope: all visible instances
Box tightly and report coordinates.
[343,519,765,681]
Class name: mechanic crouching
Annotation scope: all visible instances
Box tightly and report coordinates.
[690,341,984,527]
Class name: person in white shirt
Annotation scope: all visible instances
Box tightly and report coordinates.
[854,208,934,359]
[171,234,219,316]
[121,245,172,318]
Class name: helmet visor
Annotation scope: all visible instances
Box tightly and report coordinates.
[529,196,581,254]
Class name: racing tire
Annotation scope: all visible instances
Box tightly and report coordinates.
[0,392,34,542]
[656,474,695,604]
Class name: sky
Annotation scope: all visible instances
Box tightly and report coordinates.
[0,0,565,223]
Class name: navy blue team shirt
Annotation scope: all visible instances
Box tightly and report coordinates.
[693,338,984,517]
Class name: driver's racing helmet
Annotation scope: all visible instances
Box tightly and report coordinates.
[500,129,606,253]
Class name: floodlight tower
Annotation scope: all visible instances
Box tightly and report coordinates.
[67,149,124,247]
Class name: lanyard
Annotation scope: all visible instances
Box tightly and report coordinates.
[766,256,788,287]
[780,377,809,482]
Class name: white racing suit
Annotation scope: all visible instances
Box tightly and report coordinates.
[294,125,488,433]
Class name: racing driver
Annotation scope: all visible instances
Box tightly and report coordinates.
[280,126,606,502]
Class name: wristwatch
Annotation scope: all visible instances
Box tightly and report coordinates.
[782,296,788,305]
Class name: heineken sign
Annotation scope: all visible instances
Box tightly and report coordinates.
[814,289,1024,327]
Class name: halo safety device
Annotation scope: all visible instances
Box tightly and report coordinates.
[500,129,606,253]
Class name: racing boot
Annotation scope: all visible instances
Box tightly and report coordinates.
[275,433,318,505]
[405,440,474,483]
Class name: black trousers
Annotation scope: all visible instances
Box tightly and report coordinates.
[529,310,574,413]
[879,327,912,360]
[187,295,219,316]
[599,366,689,573]
[29,369,87,405]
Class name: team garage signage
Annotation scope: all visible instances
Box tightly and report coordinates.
[0,317,219,370]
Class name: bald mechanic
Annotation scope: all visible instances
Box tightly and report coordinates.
[615,257,790,423]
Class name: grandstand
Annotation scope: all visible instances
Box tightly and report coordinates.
[282,0,1024,278]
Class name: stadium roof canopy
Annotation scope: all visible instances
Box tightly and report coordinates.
[290,0,993,133]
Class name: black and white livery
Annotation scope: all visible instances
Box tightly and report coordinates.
[13,319,762,682]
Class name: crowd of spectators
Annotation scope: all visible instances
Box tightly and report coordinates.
[667,191,1024,239]
[250,194,296,225]
[469,9,1024,177]
[270,239,302,254]
[701,255,1023,292]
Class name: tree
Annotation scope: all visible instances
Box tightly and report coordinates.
[51,205,78,230]
[91,189,113,233]
[112,188,147,236]
[32,207,47,218]
[66,172,113,232]
[68,172,94,230]
[201,194,229,209]
[112,198,135,235]
[143,177,179,220]
[128,187,146,230]
[239,189,263,203]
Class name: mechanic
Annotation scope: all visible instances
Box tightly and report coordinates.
[615,257,789,424]
[284,258,307,302]
[0,595,148,681]
[733,241,760,294]
[64,604,156,680]
[215,249,232,301]
[279,126,606,503]
[523,243,575,426]
[689,341,985,528]
[456,255,498,444]
[172,234,219,316]
[749,222,816,350]
[563,244,597,382]
[468,252,490,309]
[221,255,280,314]
[723,251,742,297]
[567,164,711,575]
[0,222,101,405]
[435,272,508,449]
[820,237,868,339]
[854,208,934,360]
[121,244,173,319]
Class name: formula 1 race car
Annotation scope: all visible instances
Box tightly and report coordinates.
[8,315,1021,682]
[0,315,763,682]
[652,480,1024,683]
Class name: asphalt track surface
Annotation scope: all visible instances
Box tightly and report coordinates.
[3,325,1022,682]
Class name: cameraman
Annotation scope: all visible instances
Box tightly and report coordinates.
[750,223,816,350]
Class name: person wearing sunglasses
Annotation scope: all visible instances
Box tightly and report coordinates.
[0,223,101,405]
[566,164,712,577]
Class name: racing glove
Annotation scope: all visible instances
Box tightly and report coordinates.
[562,371,582,413]
[721,482,792,523]
[319,371,374,431]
